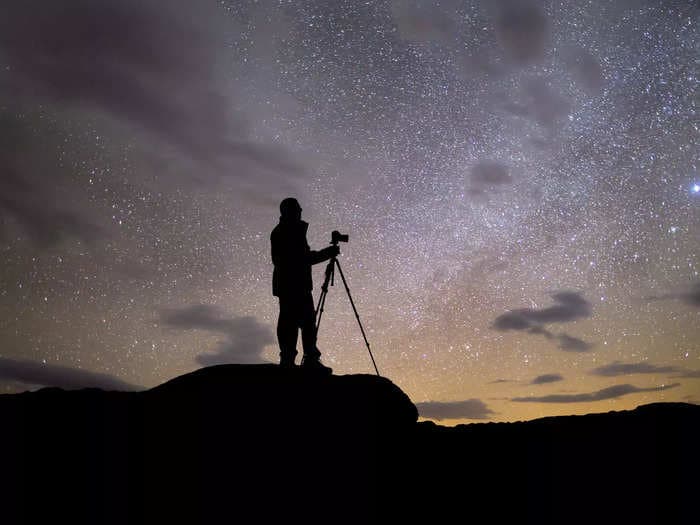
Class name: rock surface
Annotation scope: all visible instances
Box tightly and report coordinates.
[0,364,417,523]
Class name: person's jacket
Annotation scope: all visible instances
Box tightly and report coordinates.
[270,218,333,297]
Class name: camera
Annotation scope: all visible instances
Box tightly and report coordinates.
[331,230,349,245]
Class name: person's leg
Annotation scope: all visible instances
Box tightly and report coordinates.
[277,295,299,366]
[300,292,331,372]
[300,291,320,360]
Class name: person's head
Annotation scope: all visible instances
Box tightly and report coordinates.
[279,197,302,221]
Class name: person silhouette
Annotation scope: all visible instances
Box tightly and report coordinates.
[271,197,339,371]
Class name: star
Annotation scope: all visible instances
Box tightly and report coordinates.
[0,0,696,424]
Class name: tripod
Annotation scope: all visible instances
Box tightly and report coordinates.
[315,253,380,376]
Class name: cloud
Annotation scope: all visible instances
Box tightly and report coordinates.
[390,0,549,66]
[531,373,564,385]
[496,291,592,328]
[493,311,533,331]
[489,378,515,384]
[557,333,594,352]
[499,78,571,134]
[512,383,680,403]
[528,325,554,338]
[416,399,494,420]
[565,47,605,93]
[493,292,594,352]
[160,304,275,365]
[390,0,462,45]
[646,283,700,308]
[389,0,555,95]
[0,113,105,245]
[522,78,571,130]
[0,0,295,168]
[590,361,700,379]
[0,357,141,391]
[590,361,681,377]
[469,161,512,195]
[494,1,549,65]
[0,0,301,245]
[685,283,700,306]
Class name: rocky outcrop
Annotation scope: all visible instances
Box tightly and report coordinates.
[0,364,417,524]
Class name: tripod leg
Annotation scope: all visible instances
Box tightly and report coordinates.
[333,259,380,377]
[315,258,335,337]
[315,288,327,335]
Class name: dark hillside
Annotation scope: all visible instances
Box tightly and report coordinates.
[0,364,696,524]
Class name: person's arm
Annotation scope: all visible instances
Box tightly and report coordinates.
[308,245,339,265]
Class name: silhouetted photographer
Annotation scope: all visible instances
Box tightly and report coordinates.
[271,198,338,371]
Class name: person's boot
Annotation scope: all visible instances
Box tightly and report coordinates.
[279,351,297,368]
[301,354,332,374]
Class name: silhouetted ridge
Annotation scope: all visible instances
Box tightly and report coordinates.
[0,365,697,524]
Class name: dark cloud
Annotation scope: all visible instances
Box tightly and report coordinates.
[0,357,141,391]
[493,311,533,331]
[646,283,700,308]
[512,383,680,403]
[565,47,606,93]
[0,0,301,245]
[492,292,594,352]
[469,161,512,195]
[687,284,700,306]
[522,78,571,130]
[390,0,549,69]
[500,77,571,134]
[493,291,592,330]
[0,113,104,245]
[557,333,594,353]
[0,0,295,168]
[525,291,591,323]
[502,101,531,118]
[494,1,549,65]
[531,373,564,385]
[590,361,681,377]
[590,361,700,379]
[528,325,554,338]
[416,399,494,421]
[160,304,275,365]
[471,162,512,186]
[390,0,461,45]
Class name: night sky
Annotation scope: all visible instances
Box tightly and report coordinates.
[0,0,698,424]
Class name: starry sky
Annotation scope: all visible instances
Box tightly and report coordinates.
[0,0,698,424]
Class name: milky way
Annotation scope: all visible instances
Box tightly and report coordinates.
[0,0,697,423]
